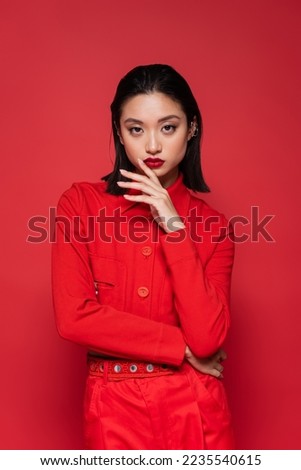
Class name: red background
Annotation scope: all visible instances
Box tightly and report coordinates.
[1,0,300,449]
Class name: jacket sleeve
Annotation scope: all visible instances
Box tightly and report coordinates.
[51,184,186,366]
[159,214,234,358]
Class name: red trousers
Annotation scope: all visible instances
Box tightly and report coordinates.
[83,362,234,450]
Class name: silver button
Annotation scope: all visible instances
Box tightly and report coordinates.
[146,364,154,372]
[114,364,122,373]
[130,364,138,373]
[94,281,99,296]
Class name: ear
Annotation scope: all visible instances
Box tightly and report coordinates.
[187,116,198,141]
[118,131,124,145]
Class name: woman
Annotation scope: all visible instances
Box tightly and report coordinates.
[52,64,235,450]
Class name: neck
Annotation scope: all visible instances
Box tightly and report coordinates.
[159,168,179,188]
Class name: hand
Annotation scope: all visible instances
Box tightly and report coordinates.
[116,159,185,233]
[185,346,227,379]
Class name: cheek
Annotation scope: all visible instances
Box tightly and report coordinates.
[122,139,142,163]
[171,136,188,156]
[123,140,138,157]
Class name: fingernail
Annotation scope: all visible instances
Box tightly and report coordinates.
[119,168,126,173]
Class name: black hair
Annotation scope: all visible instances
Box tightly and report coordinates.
[102,64,210,194]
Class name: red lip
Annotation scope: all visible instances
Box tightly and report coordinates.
[143,158,164,169]
[144,158,164,163]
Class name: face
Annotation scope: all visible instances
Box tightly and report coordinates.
[118,92,195,188]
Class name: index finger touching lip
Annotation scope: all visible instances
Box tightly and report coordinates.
[137,158,161,180]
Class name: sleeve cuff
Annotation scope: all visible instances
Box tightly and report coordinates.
[154,323,186,367]
[159,228,198,265]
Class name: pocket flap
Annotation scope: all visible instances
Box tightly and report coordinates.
[89,255,125,287]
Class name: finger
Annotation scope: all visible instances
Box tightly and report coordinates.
[209,368,221,379]
[117,181,162,197]
[216,363,224,373]
[137,158,162,184]
[217,349,227,362]
[119,167,153,182]
[209,365,224,379]
[119,169,162,192]
[216,363,224,379]
[123,194,162,206]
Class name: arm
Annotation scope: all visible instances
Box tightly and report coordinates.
[118,160,234,359]
[51,184,186,366]
[160,218,234,358]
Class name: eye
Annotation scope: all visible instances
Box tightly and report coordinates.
[129,127,143,135]
[162,125,176,134]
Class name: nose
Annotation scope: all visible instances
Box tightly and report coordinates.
[145,131,162,155]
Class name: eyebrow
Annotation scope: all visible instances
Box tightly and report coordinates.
[124,115,182,124]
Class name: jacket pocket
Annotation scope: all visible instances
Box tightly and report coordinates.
[89,255,127,310]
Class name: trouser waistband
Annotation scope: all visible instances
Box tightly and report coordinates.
[87,354,175,381]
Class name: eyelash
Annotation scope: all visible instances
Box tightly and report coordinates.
[129,125,177,135]
[163,125,176,133]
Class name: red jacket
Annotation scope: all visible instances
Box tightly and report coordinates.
[52,172,234,366]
